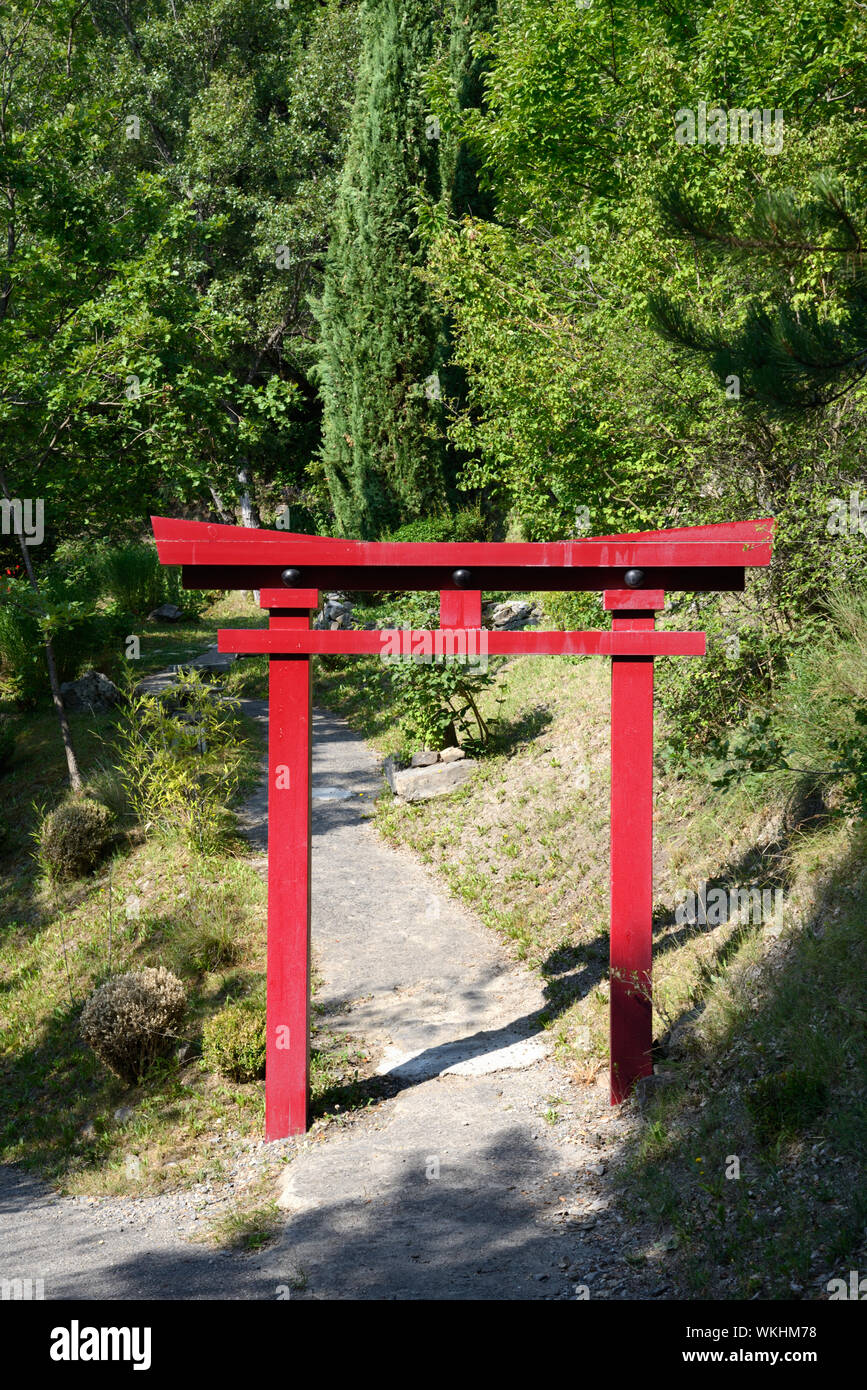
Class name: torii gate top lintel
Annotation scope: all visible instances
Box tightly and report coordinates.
[151,515,774,594]
[150,513,774,1139]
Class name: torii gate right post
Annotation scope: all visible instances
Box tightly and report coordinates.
[152,516,775,1138]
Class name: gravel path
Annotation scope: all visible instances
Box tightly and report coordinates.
[1,699,668,1300]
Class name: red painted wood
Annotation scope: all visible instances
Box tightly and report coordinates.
[603,590,665,611]
[181,563,749,595]
[150,515,774,1132]
[609,609,655,1104]
[265,607,312,1140]
[260,588,319,610]
[440,589,482,627]
[218,627,706,657]
[152,515,774,569]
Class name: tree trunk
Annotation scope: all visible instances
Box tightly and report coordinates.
[237,464,260,604]
[0,464,83,794]
[43,629,84,794]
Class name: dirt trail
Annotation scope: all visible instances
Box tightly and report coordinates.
[0,700,667,1300]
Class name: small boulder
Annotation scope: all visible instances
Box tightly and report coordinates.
[486,600,538,630]
[184,645,236,672]
[631,1072,678,1112]
[439,746,467,763]
[148,603,184,623]
[60,670,122,714]
[391,758,477,802]
[410,750,439,767]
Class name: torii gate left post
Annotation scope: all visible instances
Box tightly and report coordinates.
[152,517,774,1139]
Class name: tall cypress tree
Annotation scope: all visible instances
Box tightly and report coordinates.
[315,0,447,539]
[441,0,496,222]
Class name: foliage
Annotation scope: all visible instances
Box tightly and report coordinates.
[0,541,198,705]
[37,797,116,881]
[682,587,867,818]
[377,591,498,751]
[423,0,867,663]
[202,998,266,1083]
[100,544,184,617]
[383,507,492,542]
[534,589,602,633]
[0,574,108,706]
[110,668,243,853]
[656,599,793,766]
[80,966,187,1085]
[0,0,361,543]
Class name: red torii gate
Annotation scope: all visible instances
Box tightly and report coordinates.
[152,515,774,1139]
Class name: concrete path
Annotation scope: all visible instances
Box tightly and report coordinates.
[1,702,663,1300]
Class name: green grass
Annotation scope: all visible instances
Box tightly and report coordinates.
[208,1200,283,1253]
[0,591,381,1200]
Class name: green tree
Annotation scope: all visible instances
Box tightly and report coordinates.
[314,0,449,539]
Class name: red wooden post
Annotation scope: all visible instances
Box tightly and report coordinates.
[606,590,665,1104]
[262,590,318,1139]
[440,589,482,629]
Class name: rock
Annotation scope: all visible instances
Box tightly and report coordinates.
[183,645,236,672]
[315,594,355,630]
[485,600,538,630]
[588,1162,607,1177]
[410,750,439,767]
[439,746,467,763]
[113,1107,134,1124]
[123,894,142,921]
[631,1072,678,1111]
[391,758,477,802]
[60,670,122,714]
[148,603,184,623]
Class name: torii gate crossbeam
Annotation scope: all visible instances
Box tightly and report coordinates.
[152,516,774,1137]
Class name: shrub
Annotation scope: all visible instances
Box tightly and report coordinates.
[100,541,209,618]
[202,999,266,1082]
[535,589,601,632]
[80,966,187,1084]
[384,517,452,544]
[377,592,498,752]
[383,508,492,544]
[0,572,125,706]
[101,542,170,615]
[111,668,242,852]
[38,797,115,880]
[745,1066,829,1148]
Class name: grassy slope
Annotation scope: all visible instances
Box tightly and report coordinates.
[5,595,865,1288]
[0,595,376,1238]
[320,648,867,1300]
